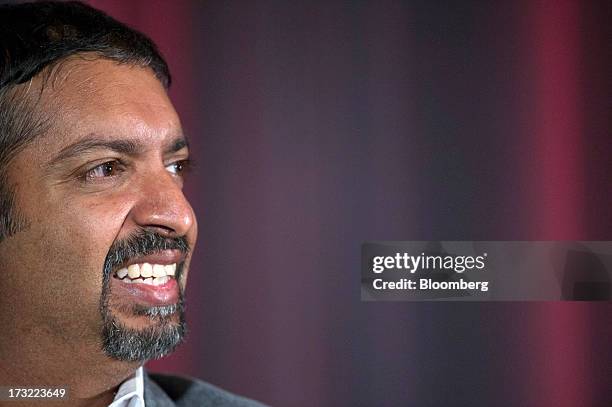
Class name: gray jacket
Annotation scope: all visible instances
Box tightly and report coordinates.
[143,371,268,407]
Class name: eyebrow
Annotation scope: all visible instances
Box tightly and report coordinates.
[48,134,189,166]
[171,137,189,152]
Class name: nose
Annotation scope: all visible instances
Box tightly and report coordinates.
[129,170,195,237]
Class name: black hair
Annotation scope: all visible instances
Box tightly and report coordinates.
[0,1,171,242]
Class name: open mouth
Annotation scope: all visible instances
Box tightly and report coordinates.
[114,262,177,286]
[108,250,185,307]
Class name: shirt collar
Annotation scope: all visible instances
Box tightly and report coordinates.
[108,366,145,407]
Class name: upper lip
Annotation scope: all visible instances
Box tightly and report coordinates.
[117,249,186,270]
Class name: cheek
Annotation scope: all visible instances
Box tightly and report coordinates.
[3,197,132,325]
[48,198,133,282]
[0,219,102,334]
[66,197,132,241]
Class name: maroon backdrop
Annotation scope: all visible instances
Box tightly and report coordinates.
[86,1,611,406]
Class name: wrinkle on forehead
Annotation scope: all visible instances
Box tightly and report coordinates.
[37,53,159,94]
[41,57,166,103]
[3,54,170,149]
[30,58,181,149]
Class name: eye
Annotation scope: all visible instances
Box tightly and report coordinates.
[85,161,122,180]
[166,159,191,176]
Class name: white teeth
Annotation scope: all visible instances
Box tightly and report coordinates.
[132,277,153,285]
[140,263,153,278]
[153,276,170,286]
[165,264,176,276]
[152,264,166,277]
[116,263,177,282]
[117,268,128,279]
[127,264,140,279]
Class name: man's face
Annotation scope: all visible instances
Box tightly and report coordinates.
[0,58,197,363]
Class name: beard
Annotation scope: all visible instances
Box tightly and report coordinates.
[99,229,189,362]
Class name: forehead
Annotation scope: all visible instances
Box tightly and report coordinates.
[33,57,182,150]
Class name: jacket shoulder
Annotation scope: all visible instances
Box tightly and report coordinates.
[145,371,268,407]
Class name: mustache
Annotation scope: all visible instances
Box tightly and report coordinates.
[103,228,190,273]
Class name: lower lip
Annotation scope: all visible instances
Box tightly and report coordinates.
[110,276,179,306]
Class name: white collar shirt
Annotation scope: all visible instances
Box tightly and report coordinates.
[108,366,145,407]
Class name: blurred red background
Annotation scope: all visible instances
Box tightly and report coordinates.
[86,1,612,406]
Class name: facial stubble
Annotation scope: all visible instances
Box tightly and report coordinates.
[99,229,189,362]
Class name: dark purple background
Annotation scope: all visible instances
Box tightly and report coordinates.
[84,1,612,406]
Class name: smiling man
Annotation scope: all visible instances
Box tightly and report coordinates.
[0,2,264,407]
